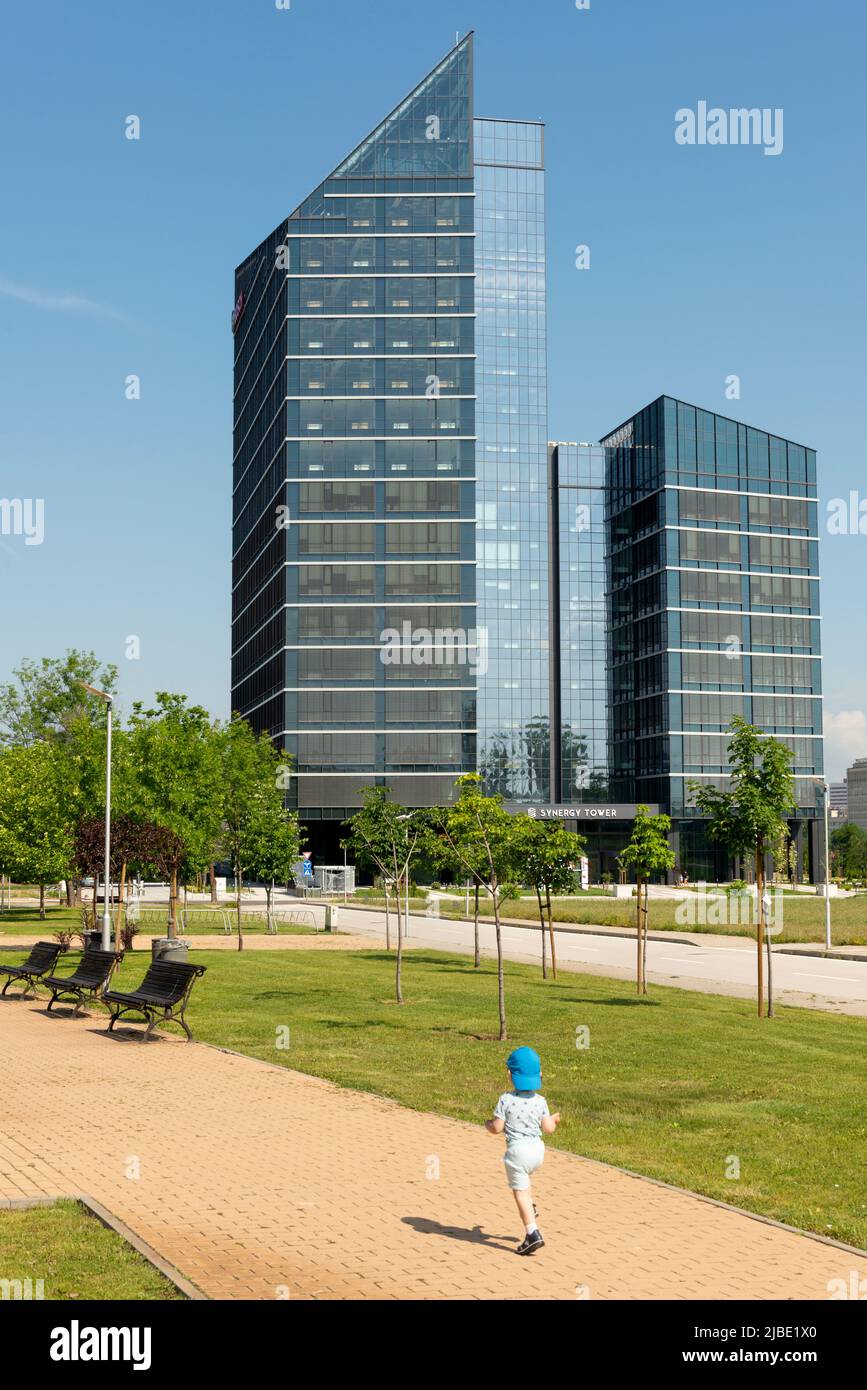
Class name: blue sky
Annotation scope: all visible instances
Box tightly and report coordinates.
[1,0,864,778]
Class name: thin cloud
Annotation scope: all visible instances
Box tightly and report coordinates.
[0,276,123,319]
[824,710,867,778]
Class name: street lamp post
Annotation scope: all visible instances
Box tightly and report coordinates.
[81,683,113,952]
[811,776,832,953]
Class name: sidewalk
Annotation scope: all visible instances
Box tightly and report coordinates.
[1,998,863,1300]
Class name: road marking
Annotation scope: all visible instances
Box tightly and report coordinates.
[792,972,860,983]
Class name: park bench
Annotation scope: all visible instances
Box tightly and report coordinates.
[42,950,123,1016]
[103,960,207,1042]
[0,942,68,998]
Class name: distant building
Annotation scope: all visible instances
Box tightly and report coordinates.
[829,780,848,823]
[846,761,867,832]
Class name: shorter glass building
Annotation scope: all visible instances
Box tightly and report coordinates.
[601,396,823,880]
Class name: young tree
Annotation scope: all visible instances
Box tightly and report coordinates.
[0,743,73,918]
[126,695,224,937]
[240,795,304,923]
[512,817,582,979]
[429,818,487,967]
[218,719,291,951]
[692,718,795,1018]
[0,652,121,907]
[619,805,676,996]
[433,775,518,1041]
[343,789,430,1004]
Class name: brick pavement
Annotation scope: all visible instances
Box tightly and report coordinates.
[0,995,863,1301]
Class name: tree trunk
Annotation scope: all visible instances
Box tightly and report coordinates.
[493,887,506,1042]
[266,882,273,932]
[169,868,178,939]
[39,883,45,920]
[642,880,649,993]
[545,884,558,981]
[395,876,404,1005]
[383,880,391,951]
[210,863,218,905]
[636,874,644,994]
[115,862,127,952]
[755,844,765,1018]
[536,886,547,979]
[473,884,480,969]
[66,878,75,908]
[236,859,244,952]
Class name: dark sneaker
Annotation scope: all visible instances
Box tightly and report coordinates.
[516,1229,545,1256]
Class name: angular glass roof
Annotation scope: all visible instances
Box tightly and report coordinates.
[327,33,473,180]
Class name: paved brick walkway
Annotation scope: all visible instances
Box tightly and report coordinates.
[1,997,863,1300]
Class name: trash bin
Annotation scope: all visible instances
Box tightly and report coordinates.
[82,929,103,954]
[151,937,190,964]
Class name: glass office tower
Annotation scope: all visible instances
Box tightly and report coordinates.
[232,34,551,856]
[474,118,550,801]
[601,396,823,879]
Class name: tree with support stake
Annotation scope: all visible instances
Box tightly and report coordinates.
[432,775,517,1041]
[343,789,431,1005]
[691,717,795,1019]
[512,817,582,980]
[619,806,675,996]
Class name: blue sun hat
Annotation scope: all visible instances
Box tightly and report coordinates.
[506,1046,542,1092]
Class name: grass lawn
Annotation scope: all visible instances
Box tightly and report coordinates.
[54,943,866,1251]
[443,893,867,946]
[0,1200,184,1300]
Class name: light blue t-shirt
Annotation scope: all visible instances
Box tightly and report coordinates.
[494,1090,550,1143]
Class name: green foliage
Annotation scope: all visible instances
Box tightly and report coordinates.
[125,694,223,880]
[619,804,676,881]
[513,817,583,897]
[0,742,73,887]
[0,650,118,748]
[691,717,795,867]
[830,823,867,881]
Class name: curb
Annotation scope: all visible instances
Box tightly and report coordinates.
[0,1196,208,1300]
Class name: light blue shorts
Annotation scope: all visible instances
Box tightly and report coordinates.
[503,1138,545,1191]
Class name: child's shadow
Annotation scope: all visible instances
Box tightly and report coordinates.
[402,1216,517,1251]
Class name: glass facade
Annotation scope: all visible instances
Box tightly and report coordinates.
[474,117,550,801]
[233,37,483,846]
[601,396,823,878]
[549,444,609,803]
[233,39,824,878]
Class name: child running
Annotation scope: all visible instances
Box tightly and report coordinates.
[485,1046,560,1255]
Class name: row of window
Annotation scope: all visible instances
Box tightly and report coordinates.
[292,522,468,556]
[295,563,469,598]
[291,690,473,724]
[290,317,474,356]
[676,490,814,532]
